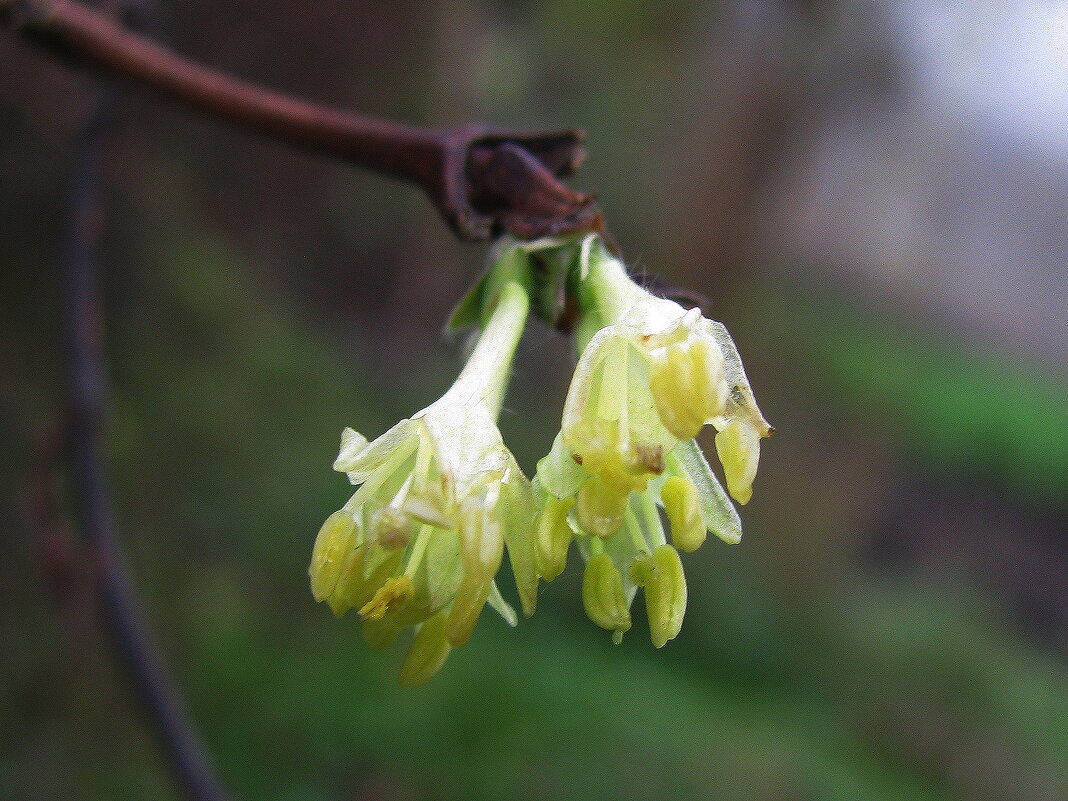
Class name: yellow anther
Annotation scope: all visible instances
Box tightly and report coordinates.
[459,495,505,581]
[637,544,687,648]
[445,576,491,647]
[582,552,631,636]
[325,547,364,617]
[575,475,629,538]
[358,575,414,621]
[309,510,358,603]
[715,418,760,505]
[649,337,728,440]
[535,495,574,581]
[661,475,706,552]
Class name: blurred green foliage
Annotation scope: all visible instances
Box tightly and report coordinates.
[771,286,1068,506]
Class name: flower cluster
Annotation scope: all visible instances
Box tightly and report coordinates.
[309,235,771,683]
[532,236,772,646]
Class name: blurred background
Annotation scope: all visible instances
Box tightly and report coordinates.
[2,1,1066,799]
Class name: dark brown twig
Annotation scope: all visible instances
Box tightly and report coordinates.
[55,27,232,801]
[0,0,599,240]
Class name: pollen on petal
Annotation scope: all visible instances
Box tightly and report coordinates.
[358,575,414,621]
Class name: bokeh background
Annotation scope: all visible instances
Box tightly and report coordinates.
[2,1,1067,799]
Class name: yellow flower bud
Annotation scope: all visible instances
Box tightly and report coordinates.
[660,475,706,552]
[535,496,574,581]
[575,475,629,538]
[309,510,358,603]
[399,611,452,687]
[582,552,631,636]
[715,418,760,505]
[635,544,687,648]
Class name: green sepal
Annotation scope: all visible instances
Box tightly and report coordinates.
[447,270,490,332]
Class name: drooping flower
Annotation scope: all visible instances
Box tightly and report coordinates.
[534,234,772,646]
[310,230,774,680]
[309,244,538,685]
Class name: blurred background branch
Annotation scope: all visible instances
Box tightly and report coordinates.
[41,3,232,798]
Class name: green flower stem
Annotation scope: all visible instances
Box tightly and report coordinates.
[448,278,531,419]
[579,240,646,327]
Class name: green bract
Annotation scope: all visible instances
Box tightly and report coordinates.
[310,234,772,682]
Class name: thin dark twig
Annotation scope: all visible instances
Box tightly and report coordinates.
[25,416,86,608]
[58,46,232,801]
[0,0,600,241]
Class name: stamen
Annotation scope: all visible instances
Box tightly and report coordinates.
[623,504,648,555]
[637,489,667,548]
[403,524,434,578]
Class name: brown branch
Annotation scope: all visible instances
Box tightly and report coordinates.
[0,0,599,240]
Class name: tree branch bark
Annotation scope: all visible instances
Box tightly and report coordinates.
[1,0,599,240]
